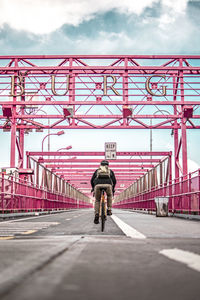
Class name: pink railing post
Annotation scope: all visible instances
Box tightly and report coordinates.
[180,176,184,213]
[189,173,191,214]
[1,173,4,213]
[199,170,200,215]
[10,175,14,213]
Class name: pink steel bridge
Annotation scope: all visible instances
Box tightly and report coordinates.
[0,55,200,214]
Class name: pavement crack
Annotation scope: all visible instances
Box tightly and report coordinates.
[0,236,83,298]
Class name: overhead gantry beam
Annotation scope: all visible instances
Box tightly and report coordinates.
[0,55,199,177]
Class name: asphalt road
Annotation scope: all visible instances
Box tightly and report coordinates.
[0,209,199,300]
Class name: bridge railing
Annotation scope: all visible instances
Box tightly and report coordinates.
[113,169,200,215]
[0,174,92,213]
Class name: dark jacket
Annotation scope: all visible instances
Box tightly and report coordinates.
[91,168,116,192]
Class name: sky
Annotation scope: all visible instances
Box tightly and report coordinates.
[0,0,200,174]
[0,0,200,55]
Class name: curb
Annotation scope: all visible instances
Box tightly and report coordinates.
[0,209,77,220]
[121,209,200,221]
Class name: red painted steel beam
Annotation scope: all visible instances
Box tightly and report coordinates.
[2,124,200,130]
[57,172,145,176]
[0,114,193,119]
[53,168,149,171]
[64,178,139,181]
[40,159,160,163]
[0,65,200,71]
[1,101,200,106]
[65,179,139,182]
[0,55,200,59]
[28,151,170,156]
[49,164,153,169]
[55,170,146,173]
[46,164,155,168]
[65,175,142,178]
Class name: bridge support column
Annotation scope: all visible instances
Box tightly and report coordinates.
[174,127,179,181]
[173,74,180,181]
[10,119,16,168]
[181,117,188,177]
[180,59,188,178]
[18,91,25,169]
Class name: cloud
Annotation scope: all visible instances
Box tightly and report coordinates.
[0,0,190,34]
[0,0,199,55]
[158,0,188,29]
[188,159,200,173]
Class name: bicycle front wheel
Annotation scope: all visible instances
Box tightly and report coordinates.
[101,202,105,232]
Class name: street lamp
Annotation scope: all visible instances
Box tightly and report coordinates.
[55,145,73,161]
[57,146,72,151]
[42,130,64,152]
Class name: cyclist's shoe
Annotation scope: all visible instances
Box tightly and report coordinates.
[94,213,99,224]
[107,209,112,216]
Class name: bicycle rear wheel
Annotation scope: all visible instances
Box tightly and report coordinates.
[101,202,105,232]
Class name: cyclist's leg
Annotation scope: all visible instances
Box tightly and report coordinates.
[94,185,101,215]
[105,184,112,214]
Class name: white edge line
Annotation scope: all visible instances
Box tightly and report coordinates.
[111,215,146,239]
[2,210,87,223]
[2,214,57,223]
[159,248,200,272]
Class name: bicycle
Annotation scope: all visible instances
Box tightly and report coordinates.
[99,188,107,232]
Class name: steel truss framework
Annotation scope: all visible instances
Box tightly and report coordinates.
[0,55,200,184]
[27,151,171,196]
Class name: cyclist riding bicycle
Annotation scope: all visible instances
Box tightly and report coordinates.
[91,160,116,224]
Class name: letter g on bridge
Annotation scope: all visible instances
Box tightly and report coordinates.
[145,75,167,96]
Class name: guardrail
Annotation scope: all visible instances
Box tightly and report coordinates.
[113,169,200,215]
[0,174,92,213]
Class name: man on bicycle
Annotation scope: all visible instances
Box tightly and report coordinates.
[91,160,116,224]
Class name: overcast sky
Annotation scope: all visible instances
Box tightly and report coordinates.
[0,0,200,55]
[0,0,200,173]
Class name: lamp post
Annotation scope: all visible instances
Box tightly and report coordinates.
[57,146,72,151]
[42,130,64,152]
[55,145,73,161]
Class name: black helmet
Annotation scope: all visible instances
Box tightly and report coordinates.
[101,160,109,166]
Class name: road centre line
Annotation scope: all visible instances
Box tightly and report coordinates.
[111,215,146,239]
[2,214,58,223]
[1,211,79,223]
[159,248,200,272]
[1,210,89,224]
[21,230,37,235]
[0,236,14,240]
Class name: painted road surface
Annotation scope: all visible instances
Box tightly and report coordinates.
[0,209,199,300]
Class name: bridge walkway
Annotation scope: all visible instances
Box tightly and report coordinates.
[0,209,199,300]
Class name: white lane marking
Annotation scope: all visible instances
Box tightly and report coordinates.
[21,230,37,235]
[111,215,146,239]
[159,248,200,272]
[0,222,59,237]
[66,219,71,221]
[2,214,57,223]
[2,211,79,223]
